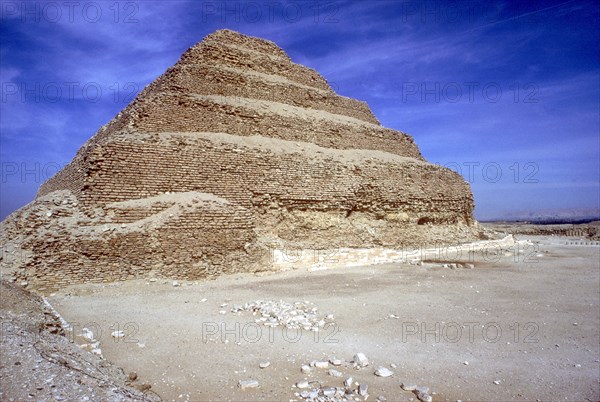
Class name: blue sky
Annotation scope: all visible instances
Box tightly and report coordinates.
[1,0,598,220]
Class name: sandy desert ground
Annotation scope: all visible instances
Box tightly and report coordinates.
[45,234,599,402]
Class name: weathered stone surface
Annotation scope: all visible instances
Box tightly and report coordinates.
[0,29,481,293]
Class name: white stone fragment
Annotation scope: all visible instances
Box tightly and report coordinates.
[315,361,329,369]
[238,380,259,390]
[330,358,343,366]
[354,352,369,367]
[81,328,95,342]
[296,380,309,389]
[322,387,336,397]
[374,367,394,377]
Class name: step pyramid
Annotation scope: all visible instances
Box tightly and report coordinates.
[0,30,481,293]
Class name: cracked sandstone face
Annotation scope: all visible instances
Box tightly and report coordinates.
[1,29,483,293]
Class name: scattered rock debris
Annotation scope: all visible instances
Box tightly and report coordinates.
[292,352,433,402]
[0,280,159,401]
[229,300,335,331]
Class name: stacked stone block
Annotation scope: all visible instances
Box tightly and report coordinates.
[1,29,481,293]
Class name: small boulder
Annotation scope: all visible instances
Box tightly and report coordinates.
[353,352,369,367]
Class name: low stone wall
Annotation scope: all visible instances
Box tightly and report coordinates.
[270,235,515,271]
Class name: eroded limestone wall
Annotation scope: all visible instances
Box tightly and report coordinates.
[0,191,269,293]
[41,133,472,222]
